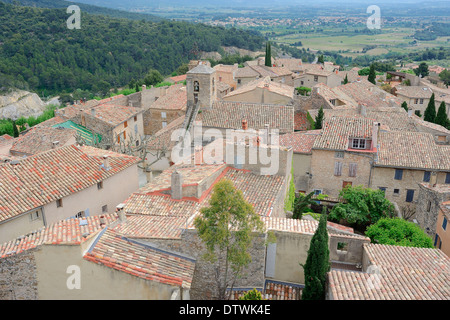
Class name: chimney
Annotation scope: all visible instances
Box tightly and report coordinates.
[242,119,248,131]
[372,122,380,149]
[52,141,60,149]
[359,104,367,117]
[102,155,110,170]
[171,170,183,200]
[116,203,126,222]
[91,108,96,117]
[99,215,106,228]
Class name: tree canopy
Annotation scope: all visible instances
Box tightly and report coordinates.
[365,218,433,248]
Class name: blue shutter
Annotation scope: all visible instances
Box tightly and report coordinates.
[446,173,450,184]
[443,217,448,231]
[395,169,403,180]
[406,189,414,202]
[423,171,431,182]
[434,234,439,247]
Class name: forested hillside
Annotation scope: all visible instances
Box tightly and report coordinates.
[0,2,264,96]
[1,0,163,22]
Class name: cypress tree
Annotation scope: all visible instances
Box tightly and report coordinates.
[315,106,324,130]
[401,101,408,112]
[343,74,348,84]
[301,208,330,300]
[368,64,376,84]
[265,42,272,67]
[424,93,436,123]
[12,120,19,138]
[435,101,449,127]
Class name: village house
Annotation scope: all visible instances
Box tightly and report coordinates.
[0,144,140,243]
[435,201,450,256]
[234,65,294,88]
[213,63,239,90]
[294,68,342,89]
[393,85,450,117]
[222,76,295,105]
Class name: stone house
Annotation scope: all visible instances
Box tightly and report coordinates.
[435,201,450,256]
[294,69,343,89]
[0,145,140,244]
[222,76,295,105]
[393,85,450,117]
[213,63,238,90]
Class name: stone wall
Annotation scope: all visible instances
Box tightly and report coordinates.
[0,250,38,300]
[145,229,267,300]
[415,184,450,236]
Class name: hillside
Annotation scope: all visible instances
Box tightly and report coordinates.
[0,0,163,22]
[0,2,264,96]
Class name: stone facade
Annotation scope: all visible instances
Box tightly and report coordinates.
[0,250,38,300]
[415,183,450,237]
[144,109,185,136]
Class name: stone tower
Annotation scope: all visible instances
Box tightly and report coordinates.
[186,63,217,110]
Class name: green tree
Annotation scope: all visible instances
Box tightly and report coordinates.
[401,101,408,112]
[423,93,436,123]
[365,218,433,248]
[293,191,328,219]
[435,101,449,127]
[315,106,324,130]
[329,185,395,230]
[12,120,19,138]
[301,209,330,300]
[414,62,429,78]
[265,42,272,67]
[194,179,266,300]
[317,54,324,64]
[439,69,450,86]
[285,164,296,212]
[343,74,348,84]
[144,69,164,86]
[368,64,376,84]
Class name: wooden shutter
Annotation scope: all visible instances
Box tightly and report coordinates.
[349,163,357,177]
[334,162,343,176]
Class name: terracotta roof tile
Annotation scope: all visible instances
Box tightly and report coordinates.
[149,84,187,110]
[279,131,320,154]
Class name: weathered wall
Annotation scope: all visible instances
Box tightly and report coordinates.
[0,250,38,300]
[329,234,370,264]
[292,153,311,193]
[309,149,373,198]
[146,230,267,300]
[415,184,450,236]
[144,109,185,136]
[0,208,45,244]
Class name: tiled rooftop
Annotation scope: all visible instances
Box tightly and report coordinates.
[0,145,139,222]
[279,130,320,154]
[0,214,118,258]
[85,104,141,127]
[313,116,375,151]
[328,244,450,300]
[201,101,294,133]
[377,131,450,170]
[84,228,196,289]
[10,126,76,156]
[146,115,186,151]
[149,84,187,110]
[224,76,294,99]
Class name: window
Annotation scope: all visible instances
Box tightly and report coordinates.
[300,81,304,85]
[406,189,415,203]
[237,79,241,84]
[102,205,108,213]
[423,171,431,182]
[136,140,140,147]
[330,99,336,106]
[75,211,85,218]
[394,169,403,180]
[124,121,128,128]
[334,161,343,176]
[194,81,199,92]
[194,93,198,105]
[134,116,137,122]
[349,163,357,177]
[161,112,167,119]
[446,173,450,184]
[379,187,387,194]
[97,181,103,190]
[313,189,322,195]
[337,242,348,252]
[393,189,400,196]
[351,138,366,149]
[414,99,419,104]
[443,217,448,231]
[162,121,167,128]
[56,199,63,208]
[427,201,432,212]
[419,99,424,104]
[335,151,344,159]
[30,211,40,221]
[314,75,318,82]
[434,234,440,247]
[342,181,352,189]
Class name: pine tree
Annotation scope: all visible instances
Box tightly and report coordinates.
[135,83,140,92]
[368,64,376,84]
[301,208,330,300]
[343,74,348,84]
[265,42,272,67]
[401,101,408,112]
[424,93,436,123]
[435,101,449,127]
[318,55,324,64]
[315,106,324,129]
